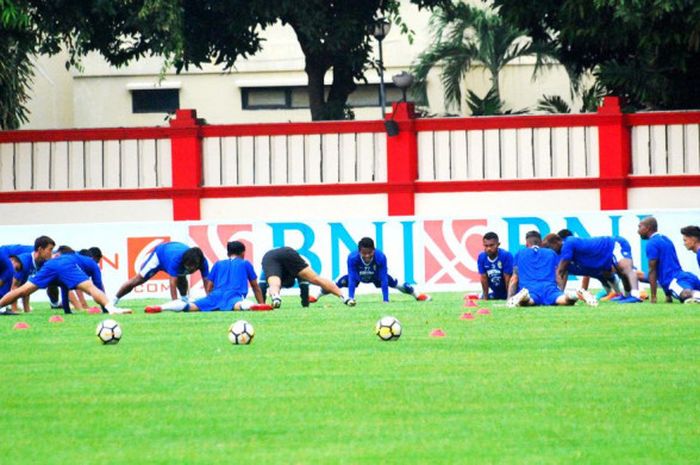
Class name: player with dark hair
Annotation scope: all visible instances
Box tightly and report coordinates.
[477,231,513,300]
[312,237,429,305]
[507,230,584,308]
[638,217,700,304]
[112,241,210,307]
[0,250,129,315]
[9,236,56,313]
[681,225,700,270]
[260,246,351,309]
[145,241,270,313]
[0,252,23,307]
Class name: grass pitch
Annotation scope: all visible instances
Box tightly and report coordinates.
[1,293,698,465]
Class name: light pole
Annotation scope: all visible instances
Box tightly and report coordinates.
[372,17,391,119]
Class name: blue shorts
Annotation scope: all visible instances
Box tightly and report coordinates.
[29,259,89,290]
[528,283,563,306]
[666,272,700,301]
[195,290,246,311]
[336,274,399,289]
[611,237,633,266]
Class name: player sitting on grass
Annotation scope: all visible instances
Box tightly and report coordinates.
[260,246,351,309]
[311,237,430,305]
[554,233,641,303]
[638,217,700,304]
[477,232,513,300]
[112,241,210,307]
[146,241,270,313]
[0,250,130,315]
[507,230,591,308]
[681,225,700,270]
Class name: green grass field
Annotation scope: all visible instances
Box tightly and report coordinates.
[1,293,698,464]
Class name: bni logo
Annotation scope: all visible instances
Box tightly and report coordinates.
[423,219,487,285]
[127,236,170,280]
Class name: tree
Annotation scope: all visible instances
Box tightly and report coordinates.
[491,0,700,110]
[0,0,451,128]
[410,2,556,114]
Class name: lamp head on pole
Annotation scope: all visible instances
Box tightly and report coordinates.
[371,17,391,41]
[392,71,414,102]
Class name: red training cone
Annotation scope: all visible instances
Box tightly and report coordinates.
[48,315,64,323]
[430,328,446,337]
[460,312,475,320]
[464,299,478,308]
[477,308,491,315]
[13,322,30,330]
[87,307,102,314]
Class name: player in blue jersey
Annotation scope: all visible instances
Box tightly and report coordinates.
[145,241,271,313]
[47,246,108,314]
[638,217,700,304]
[681,225,700,271]
[555,234,642,303]
[312,237,430,305]
[7,236,56,313]
[0,250,130,315]
[0,253,23,305]
[477,232,513,300]
[112,241,210,306]
[506,231,587,308]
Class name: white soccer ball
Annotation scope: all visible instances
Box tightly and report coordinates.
[375,316,402,341]
[96,319,122,345]
[228,320,255,345]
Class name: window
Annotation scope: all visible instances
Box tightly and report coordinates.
[241,84,400,110]
[131,89,180,114]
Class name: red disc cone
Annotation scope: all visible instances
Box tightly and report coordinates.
[430,328,446,337]
[477,308,491,315]
[460,312,475,320]
[87,307,102,314]
[13,322,30,330]
[48,315,64,323]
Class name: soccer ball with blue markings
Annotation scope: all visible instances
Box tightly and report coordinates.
[96,319,122,345]
[375,316,402,341]
[228,320,255,345]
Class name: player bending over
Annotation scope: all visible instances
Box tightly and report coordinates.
[9,236,56,313]
[145,241,271,313]
[477,232,513,300]
[0,252,130,315]
[260,246,352,309]
[681,225,700,270]
[312,237,430,305]
[638,217,700,304]
[507,231,594,308]
[112,241,210,307]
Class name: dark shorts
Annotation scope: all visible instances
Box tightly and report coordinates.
[261,247,309,288]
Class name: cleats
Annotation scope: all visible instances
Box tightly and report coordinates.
[109,307,133,314]
[271,297,282,309]
[600,292,622,302]
[416,293,432,302]
[609,294,626,302]
[619,296,643,304]
[507,288,530,308]
[576,288,598,307]
[308,295,318,304]
[250,304,274,311]
[344,298,356,307]
[683,297,700,304]
[144,306,162,314]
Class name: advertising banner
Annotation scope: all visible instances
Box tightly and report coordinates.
[1,209,698,301]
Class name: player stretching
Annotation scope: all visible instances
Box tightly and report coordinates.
[681,225,700,270]
[477,232,513,300]
[507,231,583,308]
[0,252,130,315]
[9,236,56,313]
[312,237,429,305]
[112,241,210,307]
[145,241,271,312]
[638,217,700,304]
[260,246,352,309]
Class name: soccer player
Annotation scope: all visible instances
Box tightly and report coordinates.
[0,251,129,315]
[477,232,513,300]
[555,233,641,303]
[49,246,108,314]
[145,241,270,313]
[507,230,588,308]
[313,237,429,304]
[10,236,56,313]
[638,217,700,304]
[260,246,352,309]
[0,253,23,305]
[112,241,210,306]
[680,225,700,270]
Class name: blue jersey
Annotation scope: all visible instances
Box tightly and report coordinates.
[56,254,105,313]
[194,258,257,311]
[29,254,90,290]
[14,252,40,285]
[477,249,513,299]
[155,242,210,279]
[560,236,617,271]
[0,255,14,297]
[645,233,682,288]
[514,246,559,290]
[0,244,33,258]
[347,249,389,300]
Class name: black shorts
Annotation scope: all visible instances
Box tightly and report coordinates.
[261,247,309,288]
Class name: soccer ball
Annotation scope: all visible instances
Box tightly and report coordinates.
[375,316,402,341]
[228,320,255,345]
[96,319,122,345]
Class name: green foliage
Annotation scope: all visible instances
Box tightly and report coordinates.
[537,94,572,114]
[1,294,698,464]
[411,1,557,113]
[492,0,700,110]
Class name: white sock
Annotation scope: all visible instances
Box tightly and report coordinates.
[565,290,578,300]
[630,289,641,298]
[239,300,253,310]
[271,294,281,300]
[161,299,188,312]
[105,303,119,313]
[112,297,120,306]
